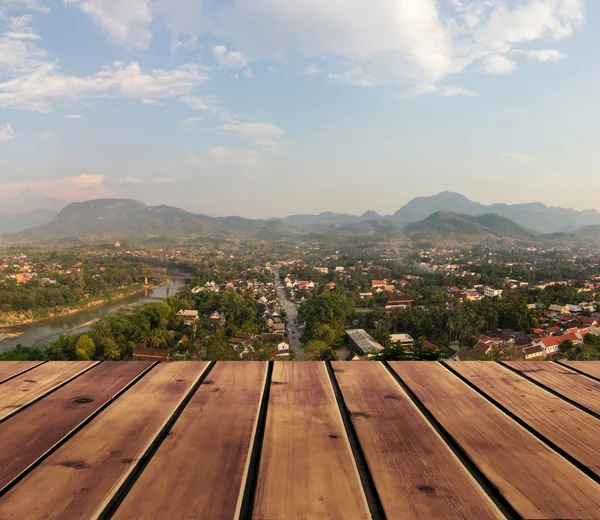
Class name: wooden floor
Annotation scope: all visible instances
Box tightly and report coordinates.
[0,361,598,520]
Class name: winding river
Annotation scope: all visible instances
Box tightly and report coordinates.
[0,279,186,353]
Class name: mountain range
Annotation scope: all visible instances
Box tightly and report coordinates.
[3,192,600,246]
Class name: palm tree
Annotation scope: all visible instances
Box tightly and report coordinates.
[149,329,168,349]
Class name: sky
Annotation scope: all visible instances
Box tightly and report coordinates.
[0,0,598,218]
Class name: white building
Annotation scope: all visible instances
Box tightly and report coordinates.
[484,287,503,298]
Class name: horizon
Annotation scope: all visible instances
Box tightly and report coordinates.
[5,190,600,220]
[1,1,599,217]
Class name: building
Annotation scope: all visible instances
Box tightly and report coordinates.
[345,329,384,355]
[484,287,503,298]
[208,311,226,327]
[522,345,544,360]
[176,309,199,327]
[390,333,414,347]
[385,294,414,310]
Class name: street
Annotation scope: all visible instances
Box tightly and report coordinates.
[274,269,305,359]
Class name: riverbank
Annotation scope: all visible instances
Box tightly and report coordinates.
[0,284,147,330]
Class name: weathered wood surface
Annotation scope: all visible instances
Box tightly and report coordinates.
[391,361,600,520]
[449,361,600,477]
[0,362,209,520]
[0,361,45,384]
[561,361,600,380]
[253,362,370,520]
[0,361,96,421]
[332,361,504,520]
[112,361,267,520]
[504,361,600,415]
[0,361,153,491]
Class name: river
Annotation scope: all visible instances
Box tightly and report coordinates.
[0,279,187,353]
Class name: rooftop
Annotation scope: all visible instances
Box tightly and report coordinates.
[0,360,599,518]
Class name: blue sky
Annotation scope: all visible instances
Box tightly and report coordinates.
[0,0,598,217]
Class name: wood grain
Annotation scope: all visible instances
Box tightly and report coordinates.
[0,361,209,520]
[0,361,153,491]
[253,362,370,520]
[449,361,600,477]
[504,361,600,415]
[0,361,96,421]
[332,361,504,520]
[391,361,600,520]
[560,361,600,380]
[0,361,45,384]
[112,361,267,520]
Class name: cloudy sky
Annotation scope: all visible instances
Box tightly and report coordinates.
[0,0,597,217]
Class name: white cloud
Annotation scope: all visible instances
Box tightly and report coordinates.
[481,54,517,74]
[155,0,584,86]
[186,117,202,121]
[0,62,208,111]
[0,174,116,201]
[64,0,152,50]
[327,68,380,87]
[180,95,209,111]
[118,176,175,185]
[212,45,248,69]
[118,177,143,185]
[399,84,439,99]
[64,114,81,119]
[303,64,320,76]
[1,0,49,12]
[502,152,531,161]
[439,86,478,97]
[400,83,477,99]
[521,49,565,62]
[0,159,8,164]
[0,124,16,141]
[219,122,284,140]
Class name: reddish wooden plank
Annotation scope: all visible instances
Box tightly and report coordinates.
[253,362,370,520]
[0,361,153,492]
[0,361,209,519]
[0,361,45,384]
[112,361,267,520]
[561,361,600,380]
[332,361,504,520]
[449,361,600,477]
[391,362,600,520]
[0,361,97,421]
[504,361,600,415]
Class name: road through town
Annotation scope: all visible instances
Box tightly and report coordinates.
[274,269,305,360]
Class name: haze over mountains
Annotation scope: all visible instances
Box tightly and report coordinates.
[3,192,600,245]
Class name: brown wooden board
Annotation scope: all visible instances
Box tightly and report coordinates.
[332,361,504,520]
[0,361,209,519]
[0,361,45,384]
[449,361,600,477]
[0,361,97,421]
[112,361,267,520]
[253,362,370,520]
[504,361,600,415]
[561,361,600,380]
[0,361,153,492]
[391,362,600,520]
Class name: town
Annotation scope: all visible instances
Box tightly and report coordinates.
[1,239,599,362]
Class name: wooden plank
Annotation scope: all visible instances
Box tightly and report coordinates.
[0,361,153,491]
[332,361,504,520]
[0,361,97,421]
[504,361,600,415]
[390,362,600,520]
[561,361,600,380]
[449,361,600,477]
[0,361,209,520]
[253,362,370,520]
[0,361,45,384]
[112,361,267,520]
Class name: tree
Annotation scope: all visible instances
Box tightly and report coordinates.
[75,335,96,359]
[305,340,336,361]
